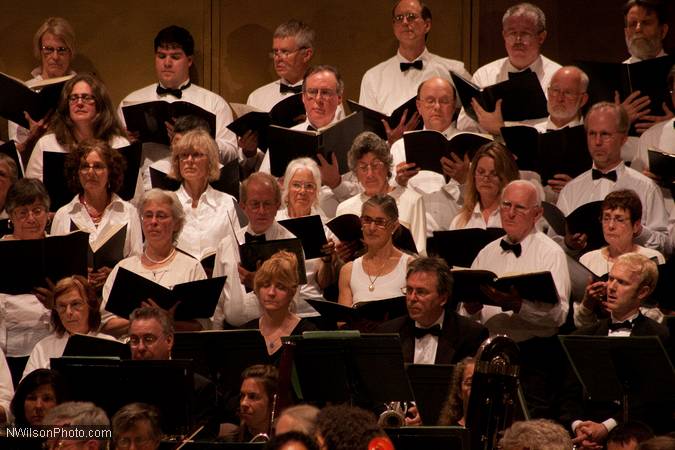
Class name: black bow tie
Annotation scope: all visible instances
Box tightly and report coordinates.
[500,239,522,257]
[280,83,302,94]
[156,82,191,99]
[608,320,633,331]
[413,324,442,338]
[508,68,533,79]
[244,232,267,243]
[400,60,423,72]
[307,124,318,132]
[591,169,618,182]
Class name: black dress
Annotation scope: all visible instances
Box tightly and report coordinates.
[241,317,319,366]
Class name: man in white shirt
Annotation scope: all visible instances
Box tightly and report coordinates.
[557,102,669,255]
[117,26,237,193]
[457,3,561,134]
[359,0,470,143]
[212,172,295,327]
[391,77,472,232]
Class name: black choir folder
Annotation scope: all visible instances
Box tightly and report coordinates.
[648,148,675,190]
[577,56,675,135]
[121,100,216,145]
[106,267,226,320]
[501,125,591,182]
[238,238,307,284]
[71,222,126,270]
[227,94,305,150]
[63,333,130,359]
[278,215,328,260]
[347,96,421,140]
[451,269,559,305]
[0,140,24,177]
[267,112,364,177]
[403,130,492,176]
[0,231,88,294]
[451,70,548,122]
[0,72,72,129]
[542,200,604,251]
[430,228,506,268]
[325,213,418,254]
[306,297,407,323]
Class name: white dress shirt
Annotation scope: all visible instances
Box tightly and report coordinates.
[335,185,427,255]
[457,55,562,132]
[556,162,670,254]
[25,133,130,181]
[359,48,470,115]
[413,311,445,364]
[461,230,571,342]
[247,79,304,112]
[0,293,50,358]
[450,203,502,230]
[211,221,295,327]
[51,193,143,259]
[175,184,239,261]
[0,349,13,421]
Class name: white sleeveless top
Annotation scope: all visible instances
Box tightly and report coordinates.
[350,254,411,304]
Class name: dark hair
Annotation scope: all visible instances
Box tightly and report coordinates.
[112,403,162,447]
[51,275,101,336]
[5,178,50,213]
[129,306,175,337]
[315,405,386,450]
[608,421,654,446]
[51,73,126,149]
[173,115,211,135]
[602,189,642,224]
[154,25,194,56]
[241,365,278,400]
[266,431,320,450]
[64,139,126,195]
[0,154,19,183]
[407,256,454,298]
[639,436,675,450]
[362,194,399,221]
[391,0,432,21]
[11,369,67,426]
[668,64,675,90]
[302,65,344,96]
[623,0,668,25]
[437,357,475,425]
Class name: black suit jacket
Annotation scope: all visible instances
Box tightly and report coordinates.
[559,314,672,433]
[376,310,489,364]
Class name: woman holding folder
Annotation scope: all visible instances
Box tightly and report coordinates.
[100,189,207,337]
[22,275,116,378]
[0,179,53,383]
[25,73,129,182]
[50,140,143,289]
[242,251,317,364]
[450,142,519,230]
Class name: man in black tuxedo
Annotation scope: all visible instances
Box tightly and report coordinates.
[377,256,488,364]
[561,252,671,447]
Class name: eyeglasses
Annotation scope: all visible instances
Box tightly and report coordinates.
[356,160,386,173]
[12,206,47,221]
[360,215,391,228]
[246,201,278,211]
[420,96,453,107]
[129,334,159,347]
[268,47,307,59]
[41,46,70,56]
[601,214,630,225]
[499,200,537,215]
[290,181,317,192]
[178,152,207,162]
[116,437,156,449]
[503,31,538,43]
[547,86,583,100]
[303,88,338,100]
[142,211,172,221]
[401,286,434,297]
[55,301,86,314]
[588,131,620,142]
[393,12,421,23]
[475,169,499,180]
[68,94,96,104]
[79,163,107,173]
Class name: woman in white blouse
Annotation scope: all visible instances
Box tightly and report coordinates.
[22,275,116,378]
[101,189,207,337]
[450,142,519,230]
[51,140,142,289]
[169,129,239,269]
[25,73,129,181]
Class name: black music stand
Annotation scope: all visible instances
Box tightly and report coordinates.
[287,332,414,406]
[406,364,455,425]
[385,426,469,450]
[559,335,675,423]
[51,357,194,436]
